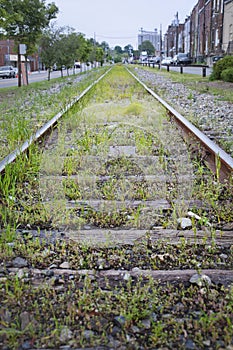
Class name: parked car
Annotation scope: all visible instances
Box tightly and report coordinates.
[161,56,173,65]
[0,65,16,78]
[148,56,161,64]
[172,53,192,65]
[13,67,18,76]
[212,56,223,63]
[154,56,161,63]
[74,61,81,68]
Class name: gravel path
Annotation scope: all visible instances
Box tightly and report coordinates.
[132,67,233,157]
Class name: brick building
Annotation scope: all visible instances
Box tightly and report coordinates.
[0,40,16,67]
[165,0,230,64]
[0,39,40,71]
[223,0,233,54]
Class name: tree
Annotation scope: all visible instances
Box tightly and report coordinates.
[40,25,62,80]
[95,47,104,66]
[124,44,133,53]
[114,46,123,54]
[0,0,58,86]
[0,0,58,53]
[75,34,90,66]
[138,40,155,56]
[54,28,81,76]
[100,41,109,52]
[40,26,96,79]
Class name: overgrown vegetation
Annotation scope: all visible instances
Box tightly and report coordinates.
[210,55,233,82]
[0,65,232,349]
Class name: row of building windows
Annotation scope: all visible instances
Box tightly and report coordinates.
[138,0,233,65]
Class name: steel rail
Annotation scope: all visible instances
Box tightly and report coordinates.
[0,68,112,174]
[127,67,233,181]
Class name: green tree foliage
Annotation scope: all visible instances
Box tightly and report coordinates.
[124,44,133,53]
[138,40,155,56]
[39,26,105,79]
[54,28,85,74]
[0,0,58,53]
[100,41,109,52]
[114,54,122,63]
[87,46,104,66]
[114,46,123,54]
[95,47,104,65]
[221,67,233,82]
[39,25,62,80]
[210,56,233,80]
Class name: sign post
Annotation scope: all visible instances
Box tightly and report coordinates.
[18,44,27,87]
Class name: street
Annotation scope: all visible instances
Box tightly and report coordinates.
[0,65,91,88]
[163,65,212,76]
[0,64,212,89]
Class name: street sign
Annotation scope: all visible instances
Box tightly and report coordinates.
[19,44,27,55]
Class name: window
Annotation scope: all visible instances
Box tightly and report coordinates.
[215,29,219,46]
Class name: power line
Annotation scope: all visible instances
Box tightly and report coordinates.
[96,34,136,39]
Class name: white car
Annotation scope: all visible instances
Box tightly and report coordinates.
[161,57,173,65]
[0,65,16,78]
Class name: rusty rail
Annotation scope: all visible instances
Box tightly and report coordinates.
[127,68,233,181]
[0,68,112,174]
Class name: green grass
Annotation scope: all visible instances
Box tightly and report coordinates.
[0,67,109,160]
[0,65,232,349]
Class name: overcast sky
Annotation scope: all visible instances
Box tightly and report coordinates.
[48,0,198,49]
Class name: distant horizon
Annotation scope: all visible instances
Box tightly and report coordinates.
[47,0,198,49]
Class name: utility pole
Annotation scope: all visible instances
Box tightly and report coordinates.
[160,24,163,68]
[94,32,96,68]
[175,12,179,54]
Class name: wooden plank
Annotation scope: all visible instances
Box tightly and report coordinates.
[13,268,233,286]
[66,229,148,245]
[65,227,232,246]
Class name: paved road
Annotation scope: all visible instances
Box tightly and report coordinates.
[0,66,91,89]
[140,63,212,77]
[161,65,212,76]
[0,64,212,89]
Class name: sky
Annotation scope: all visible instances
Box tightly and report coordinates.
[48,0,198,49]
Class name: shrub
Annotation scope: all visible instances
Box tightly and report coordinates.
[221,67,233,82]
[210,55,233,80]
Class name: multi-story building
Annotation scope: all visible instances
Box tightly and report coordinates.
[222,0,233,54]
[198,0,213,61]
[138,28,161,53]
[165,13,188,57]
[164,24,177,57]
[165,0,230,64]
[210,0,224,56]
[0,1,232,70]
[184,16,191,55]
[190,3,199,61]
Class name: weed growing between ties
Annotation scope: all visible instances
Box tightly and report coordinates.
[0,67,108,159]
[0,68,108,233]
[191,157,233,229]
[1,65,233,349]
[2,235,232,271]
[0,235,233,349]
[2,65,230,232]
[48,66,197,229]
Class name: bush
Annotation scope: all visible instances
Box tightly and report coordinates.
[221,67,233,82]
[210,55,233,80]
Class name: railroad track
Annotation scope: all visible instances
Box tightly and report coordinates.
[0,65,233,349]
